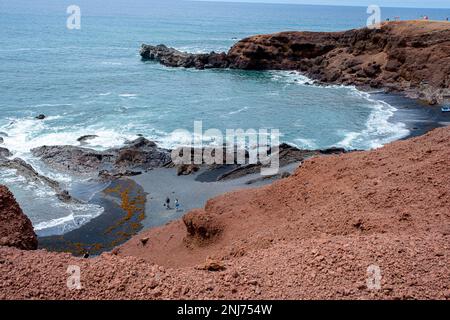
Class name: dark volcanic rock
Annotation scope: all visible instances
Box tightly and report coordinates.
[176,164,200,176]
[0,147,11,158]
[0,185,38,250]
[35,114,46,120]
[77,135,98,144]
[0,155,80,204]
[320,147,347,155]
[140,44,229,69]
[0,158,61,192]
[31,145,112,174]
[31,137,172,176]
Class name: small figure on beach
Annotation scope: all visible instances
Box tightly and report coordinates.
[165,197,171,210]
[175,199,181,212]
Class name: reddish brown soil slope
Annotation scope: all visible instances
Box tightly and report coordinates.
[1,126,449,299]
[118,127,450,270]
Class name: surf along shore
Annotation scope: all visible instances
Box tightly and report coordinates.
[0,20,449,299]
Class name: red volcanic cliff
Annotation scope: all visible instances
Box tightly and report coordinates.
[0,185,37,250]
[228,21,450,103]
[142,21,450,104]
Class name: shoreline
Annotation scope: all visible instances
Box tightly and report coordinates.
[369,91,450,140]
[17,90,450,255]
[4,20,450,256]
[38,178,146,256]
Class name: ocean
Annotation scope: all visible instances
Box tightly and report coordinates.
[1,0,449,235]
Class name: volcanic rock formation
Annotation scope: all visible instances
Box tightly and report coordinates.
[141,21,450,104]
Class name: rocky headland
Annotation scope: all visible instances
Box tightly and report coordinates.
[141,20,450,104]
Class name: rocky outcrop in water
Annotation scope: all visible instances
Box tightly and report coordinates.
[141,21,450,104]
[0,156,78,204]
[31,137,172,177]
[140,44,229,69]
[0,185,37,250]
[77,135,98,145]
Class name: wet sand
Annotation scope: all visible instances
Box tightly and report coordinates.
[131,162,300,229]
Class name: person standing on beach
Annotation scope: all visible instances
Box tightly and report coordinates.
[175,199,181,212]
[165,197,171,210]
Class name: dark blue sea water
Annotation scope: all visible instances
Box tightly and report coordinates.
[1,0,449,235]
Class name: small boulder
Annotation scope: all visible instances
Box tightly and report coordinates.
[183,209,222,245]
[35,114,46,120]
[140,237,150,246]
[0,147,12,158]
[196,257,226,272]
[176,164,200,176]
[77,135,98,144]
[56,190,72,202]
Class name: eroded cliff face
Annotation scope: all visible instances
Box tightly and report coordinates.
[142,21,450,104]
[228,21,450,103]
[0,185,37,250]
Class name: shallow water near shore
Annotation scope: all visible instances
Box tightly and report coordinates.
[1,1,450,237]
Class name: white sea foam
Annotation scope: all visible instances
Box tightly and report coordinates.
[228,106,248,115]
[338,90,410,149]
[269,70,313,86]
[30,103,73,108]
[270,70,410,150]
[34,202,104,235]
[0,168,105,235]
[0,118,138,159]
[119,93,138,98]
[101,61,123,66]
[175,46,229,54]
[293,138,318,149]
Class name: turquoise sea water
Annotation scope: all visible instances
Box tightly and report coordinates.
[1,0,449,235]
